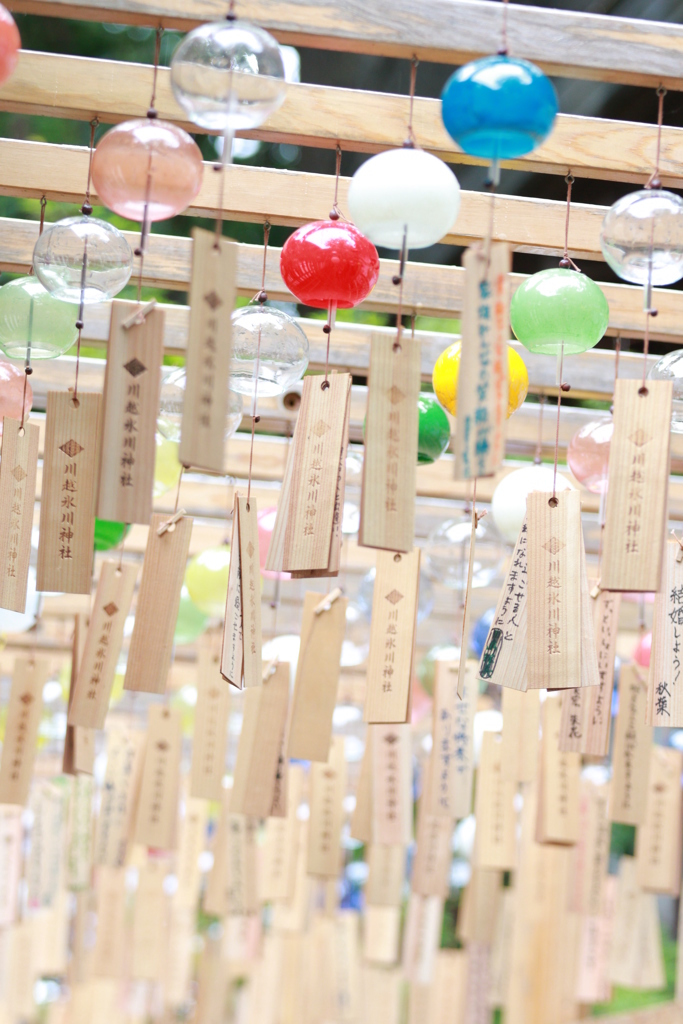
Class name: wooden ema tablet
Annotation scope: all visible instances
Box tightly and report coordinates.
[179,229,237,474]
[359,332,420,553]
[131,859,170,981]
[402,892,443,984]
[559,586,621,756]
[610,664,651,826]
[602,378,673,592]
[648,539,683,725]
[478,517,528,691]
[0,807,22,927]
[427,659,476,819]
[97,300,164,524]
[67,560,137,730]
[536,694,580,845]
[364,906,401,966]
[501,688,540,783]
[364,548,420,724]
[0,418,38,612]
[371,723,412,846]
[366,844,405,907]
[456,510,477,700]
[575,875,615,1004]
[411,803,453,898]
[283,373,351,574]
[571,779,610,918]
[175,796,207,910]
[610,856,666,990]
[63,611,95,777]
[287,590,347,762]
[527,489,582,690]
[432,950,468,1024]
[0,656,50,805]
[133,706,182,850]
[350,729,372,843]
[231,660,290,817]
[636,745,683,896]
[37,391,101,594]
[94,727,144,867]
[307,735,346,878]
[91,867,126,979]
[204,804,259,916]
[474,731,516,871]
[453,242,510,480]
[190,636,230,801]
[67,774,93,891]
[221,501,243,687]
[259,765,304,903]
[124,513,193,694]
[236,495,262,688]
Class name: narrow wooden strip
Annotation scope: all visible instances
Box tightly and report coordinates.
[648,539,683,726]
[366,844,405,908]
[582,588,621,756]
[411,807,452,898]
[94,727,144,867]
[37,391,101,594]
[231,660,290,818]
[602,379,672,592]
[610,665,651,826]
[359,333,419,552]
[307,736,346,878]
[0,656,50,805]
[287,591,347,762]
[124,512,193,694]
[97,300,163,523]
[501,688,540,783]
[474,732,516,871]
[427,659,476,820]
[237,495,263,688]
[221,499,243,688]
[179,229,236,474]
[527,490,582,690]
[190,637,230,802]
[364,548,420,724]
[636,745,683,896]
[536,694,580,845]
[67,560,137,729]
[478,517,528,691]
[0,418,39,612]
[6,1,683,88]
[133,705,182,850]
[371,724,412,846]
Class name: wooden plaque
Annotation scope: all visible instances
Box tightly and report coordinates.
[37,390,101,594]
[453,241,510,479]
[610,665,651,826]
[221,504,243,688]
[231,660,290,818]
[527,489,582,690]
[536,694,580,845]
[371,723,412,846]
[364,548,420,724]
[411,809,453,898]
[359,332,420,553]
[133,705,182,850]
[474,731,516,870]
[427,659,476,820]
[602,378,672,591]
[307,736,346,878]
[636,745,683,896]
[648,539,683,725]
[287,591,347,762]
[236,495,263,688]
[124,513,193,694]
[0,418,39,612]
[179,229,237,474]
[97,300,164,524]
[94,728,144,868]
[501,687,540,783]
[190,637,230,801]
[366,844,405,907]
[478,516,528,691]
[68,560,137,729]
[0,656,50,805]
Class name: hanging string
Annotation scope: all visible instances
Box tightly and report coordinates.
[404,55,419,148]
[533,394,546,465]
[246,222,270,509]
[21,196,47,430]
[550,345,571,505]
[645,85,666,191]
[559,172,580,272]
[173,465,184,515]
[322,147,344,389]
[638,86,666,389]
[73,118,100,404]
[329,145,343,222]
[134,27,164,294]
[498,0,510,55]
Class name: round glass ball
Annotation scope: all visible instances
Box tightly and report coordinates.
[0,277,78,360]
[230,305,309,397]
[441,55,558,160]
[0,358,32,427]
[33,215,133,304]
[170,19,286,132]
[424,513,505,591]
[432,342,528,417]
[94,518,130,551]
[510,268,609,355]
[649,349,683,433]
[280,220,380,309]
[91,118,204,222]
[0,5,20,86]
[348,148,461,250]
[158,366,243,441]
[185,545,231,618]
[417,393,451,464]
[567,414,613,493]
[600,189,683,287]
[491,464,574,545]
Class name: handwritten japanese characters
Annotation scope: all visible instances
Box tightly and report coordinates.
[453,242,510,480]
[308,736,346,878]
[427,660,476,820]
[0,418,39,612]
[359,332,420,552]
[97,300,164,524]
[94,728,144,868]
[0,657,50,806]
[636,745,682,896]
[133,706,182,850]
[648,539,683,726]
[611,665,652,826]
[479,516,528,691]
[602,379,672,592]
[527,490,582,689]
[190,638,230,801]
[180,229,237,474]
[220,494,262,689]
[37,391,102,594]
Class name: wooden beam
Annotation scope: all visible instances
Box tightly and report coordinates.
[0,137,611,260]
[6,1,683,88]
[1,51,682,186]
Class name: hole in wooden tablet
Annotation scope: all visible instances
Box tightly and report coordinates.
[393,553,402,562]
[638,386,649,396]
[548,496,559,508]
